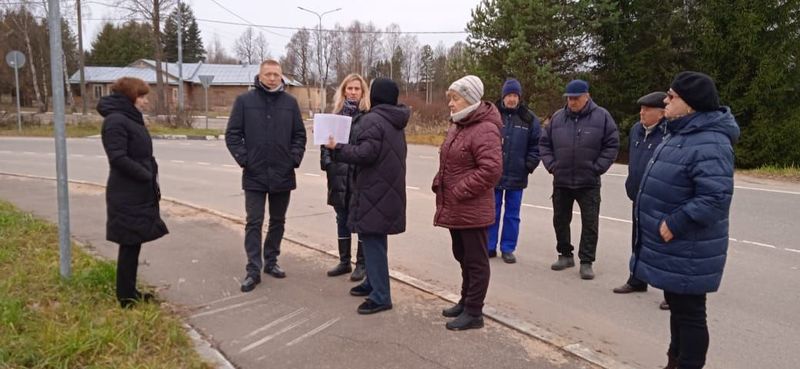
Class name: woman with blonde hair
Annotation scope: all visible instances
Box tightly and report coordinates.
[321,73,370,280]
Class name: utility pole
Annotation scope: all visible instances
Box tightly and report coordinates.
[298,6,341,114]
[76,0,87,115]
[48,0,71,279]
[177,0,184,114]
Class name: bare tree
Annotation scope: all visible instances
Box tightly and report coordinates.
[285,28,312,84]
[361,22,381,77]
[5,2,45,111]
[234,27,256,64]
[344,20,364,76]
[328,23,347,84]
[253,31,270,62]
[206,33,237,64]
[383,23,402,81]
[400,34,419,95]
[117,0,176,115]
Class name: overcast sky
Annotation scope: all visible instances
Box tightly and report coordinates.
[79,0,482,59]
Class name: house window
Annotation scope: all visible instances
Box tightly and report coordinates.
[93,85,104,99]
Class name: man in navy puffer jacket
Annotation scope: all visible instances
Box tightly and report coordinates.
[632,72,739,369]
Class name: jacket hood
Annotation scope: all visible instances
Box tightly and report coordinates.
[96,93,144,125]
[496,99,534,124]
[668,106,740,145]
[370,104,410,130]
[457,101,502,130]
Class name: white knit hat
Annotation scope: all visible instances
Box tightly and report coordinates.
[448,75,484,105]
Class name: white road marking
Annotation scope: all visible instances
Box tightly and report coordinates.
[734,185,800,196]
[285,317,341,347]
[784,248,800,254]
[418,155,436,159]
[303,173,321,177]
[241,318,309,354]
[197,162,211,166]
[0,150,11,154]
[605,173,626,177]
[246,308,307,338]
[307,149,319,153]
[406,186,420,190]
[171,160,185,164]
[741,240,776,249]
[729,238,738,242]
[190,296,269,319]
[521,203,632,223]
[94,155,105,159]
[222,164,238,168]
[22,151,35,155]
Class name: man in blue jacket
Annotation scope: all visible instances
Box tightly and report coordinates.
[539,79,619,280]
[489,79,540,264]
[613,92,667,303]
[225,60,307,293]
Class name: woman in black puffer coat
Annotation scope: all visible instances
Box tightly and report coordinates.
[98,77,168,308]
[320,73,370,280]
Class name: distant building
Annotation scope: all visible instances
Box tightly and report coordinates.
[68,59,322,114]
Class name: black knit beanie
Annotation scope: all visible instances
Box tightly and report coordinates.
[370,78,399,107]
[670,71,721,112]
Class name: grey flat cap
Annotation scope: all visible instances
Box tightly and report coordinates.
[637,91,667,108]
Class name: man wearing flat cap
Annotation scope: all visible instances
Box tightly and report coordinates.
[539,79,619,280]
[613,92,669,309]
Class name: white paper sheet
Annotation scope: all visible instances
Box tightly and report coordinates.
[313,114,352,145]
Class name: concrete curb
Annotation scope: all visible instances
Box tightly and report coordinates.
[0,172,636,369]
[83,134,225,141]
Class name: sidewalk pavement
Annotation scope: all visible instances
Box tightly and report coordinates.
[0,175,599,369]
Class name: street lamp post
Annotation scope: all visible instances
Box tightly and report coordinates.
[297,6,341,114]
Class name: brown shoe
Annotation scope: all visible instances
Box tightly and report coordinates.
[660,300,670,310]
[612,283,647,294]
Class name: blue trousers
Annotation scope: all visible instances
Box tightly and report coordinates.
[359,233,391,306]
[488,189,523,253]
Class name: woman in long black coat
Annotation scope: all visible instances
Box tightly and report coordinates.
[98,77,168,308]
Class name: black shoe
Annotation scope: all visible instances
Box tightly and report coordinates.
[613,283,647,294]
[349,283,372,297]
[446,311,484,331]
[551,255,575,270]
[501,252,516,264]
[579,263,595,280]
[135,290,156,302]
[327,262,352,277]
[240,275,261,292]
[660,300,670,310]
[488,250,497,258]
[442,303,464,318]
[350,264,366,281]
[264,265,286,279]
[357,298,392,314]
[119,298,137,309]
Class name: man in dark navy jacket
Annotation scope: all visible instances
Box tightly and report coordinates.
[612,92,667,305]
[539,79,619,280]
[489,79,540,264]
[226,60,307,292]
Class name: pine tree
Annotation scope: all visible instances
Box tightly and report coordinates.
[162,2,205,63]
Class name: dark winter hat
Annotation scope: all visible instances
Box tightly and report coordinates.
[370,77,399,107]
[563,79,589,97]
[502,79,522,98]
[637,91,667,109]
[670,71,720,112]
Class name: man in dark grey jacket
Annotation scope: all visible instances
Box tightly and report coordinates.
[539,79,619,280]
[225,59,307,292]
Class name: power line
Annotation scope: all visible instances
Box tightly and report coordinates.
[206,0,289,39]
[194,17,469,35]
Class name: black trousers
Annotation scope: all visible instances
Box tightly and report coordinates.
[552,186,601,263]
[627,207,647,288]
[664,291,709,369]
[244,190,291,276]
[450,228,491,316]
[116,243,142,302]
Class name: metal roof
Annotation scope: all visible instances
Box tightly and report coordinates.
[68,59,303,87]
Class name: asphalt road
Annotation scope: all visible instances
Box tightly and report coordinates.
[1,134,798,369]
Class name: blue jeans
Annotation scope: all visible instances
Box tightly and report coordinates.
[488,189,523,254]
[359,233,391,306]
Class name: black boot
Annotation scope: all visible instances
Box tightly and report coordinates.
[663,353,678,369]
[350,240,366,281]
[328,238,353,277]
[442,303,464,318]
[446,311,484,331]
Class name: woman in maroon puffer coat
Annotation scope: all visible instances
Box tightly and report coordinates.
[432,75,502,331]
